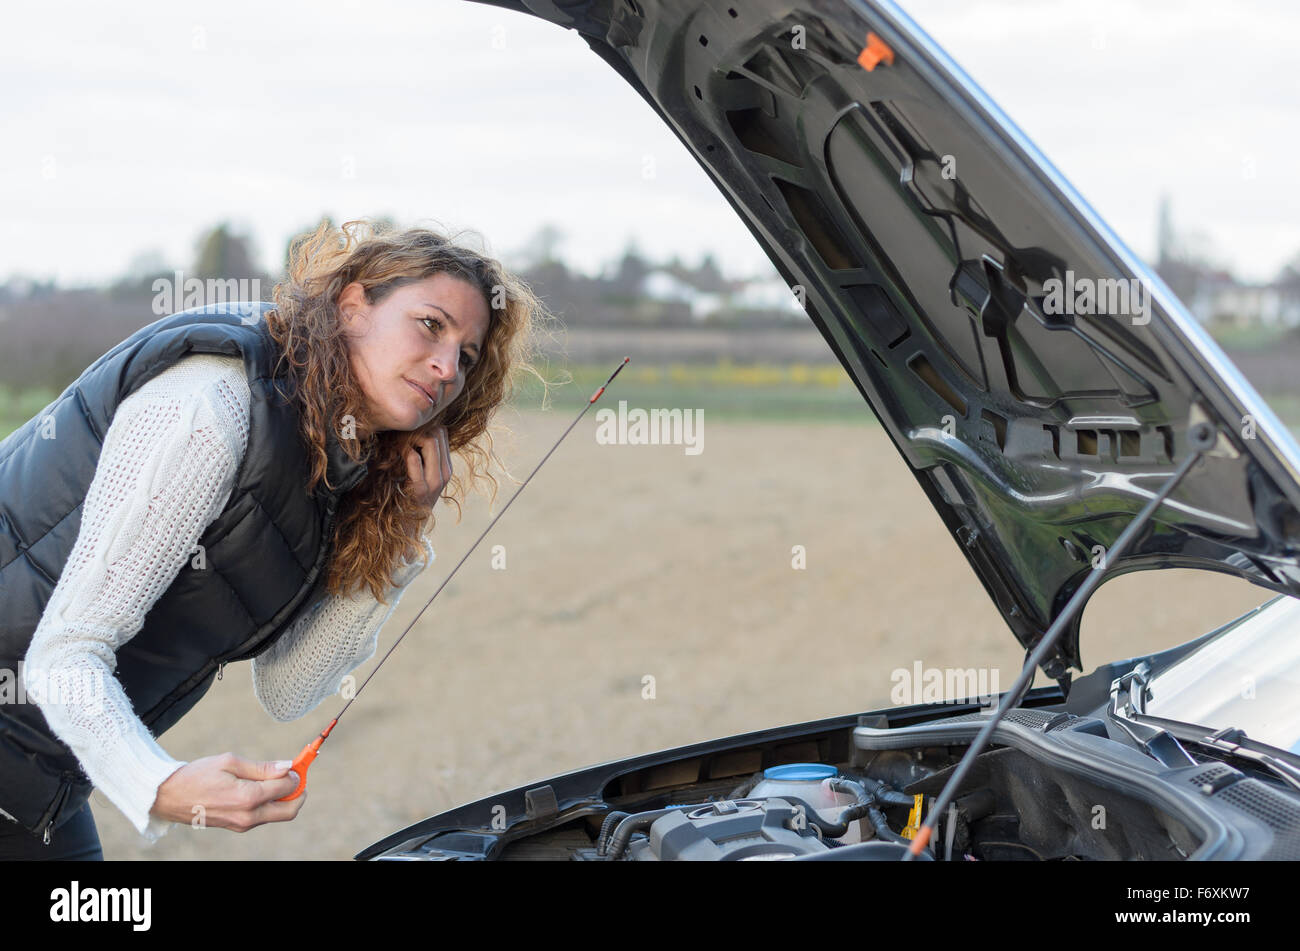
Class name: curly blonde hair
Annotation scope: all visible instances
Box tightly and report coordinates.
[265,217,552,602]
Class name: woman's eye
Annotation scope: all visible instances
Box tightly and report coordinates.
[424,317,475,371]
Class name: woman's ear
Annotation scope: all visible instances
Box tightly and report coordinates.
[336,281,369,330]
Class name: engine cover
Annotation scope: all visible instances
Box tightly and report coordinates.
[626,799,831,861]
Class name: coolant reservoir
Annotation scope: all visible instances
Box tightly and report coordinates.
[748,763,862,844]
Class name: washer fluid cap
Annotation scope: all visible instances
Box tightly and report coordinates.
[763,763,837,782]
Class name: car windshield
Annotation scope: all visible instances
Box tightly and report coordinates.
[1142,595,1300,755]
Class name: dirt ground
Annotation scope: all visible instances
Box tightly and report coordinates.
[89,408,1270,859]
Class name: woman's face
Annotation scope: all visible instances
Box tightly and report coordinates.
[337,274,490,436]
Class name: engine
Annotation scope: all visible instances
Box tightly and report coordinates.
[570,765,931,861]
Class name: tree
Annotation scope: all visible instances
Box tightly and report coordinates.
[689,252,728,294]
[608,239,650,298]
[518,224,566,269]
[1152,197,1225,310]
[1276,251,1300,290]
[193,223,260,281]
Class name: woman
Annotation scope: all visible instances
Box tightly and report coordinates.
[0,218,545,858]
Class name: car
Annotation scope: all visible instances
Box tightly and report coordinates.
[357,0,1300,861]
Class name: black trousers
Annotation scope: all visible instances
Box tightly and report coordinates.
[0,802,103,860]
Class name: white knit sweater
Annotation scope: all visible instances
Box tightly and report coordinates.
[15,353,434,843]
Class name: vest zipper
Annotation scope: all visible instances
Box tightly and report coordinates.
[41,779,73,846]
[217,661,226,681]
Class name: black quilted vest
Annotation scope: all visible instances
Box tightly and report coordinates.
[0,301,368,843]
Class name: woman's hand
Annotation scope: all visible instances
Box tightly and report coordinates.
[404,425,452,515]
[150,753,306,831]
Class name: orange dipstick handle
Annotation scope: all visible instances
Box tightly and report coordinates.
[278,718,337,802]
[907,824,932,857]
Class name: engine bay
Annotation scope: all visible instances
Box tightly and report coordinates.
[365,692,1300,861]
[496,714,1205,861]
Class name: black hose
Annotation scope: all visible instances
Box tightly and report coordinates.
[806,777,913,841]
[600,802,717,860]
[767,777,875,839]
[866,804,909,844]
[853,776,915,808]
[595,811,630,855]
[849,777,917,842]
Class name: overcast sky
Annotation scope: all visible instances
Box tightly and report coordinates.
[3,0,1297,287]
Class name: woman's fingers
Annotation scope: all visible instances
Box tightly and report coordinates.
[437,426,452,488]
[406,441,425,495]
[406,427,451,509]
[229,756,296,782]
[424,426,451,494]
[244,788,309,827]
[420,433,440,493]
[150,753,310,832]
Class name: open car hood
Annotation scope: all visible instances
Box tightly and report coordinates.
[472,0,1300,684]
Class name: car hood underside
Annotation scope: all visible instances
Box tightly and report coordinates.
[470,0,1300,682]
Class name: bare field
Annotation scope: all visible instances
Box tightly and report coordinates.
[89,408,1270,859]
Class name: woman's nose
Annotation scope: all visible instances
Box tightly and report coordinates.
[429,343,461,383]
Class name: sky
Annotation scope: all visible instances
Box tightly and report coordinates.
[2,0,1297,287]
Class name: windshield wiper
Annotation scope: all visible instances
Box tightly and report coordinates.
[1110,664,1300,792]
[1178,728,1300,794]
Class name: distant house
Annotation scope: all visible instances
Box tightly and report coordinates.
[641,270,698,306]
[1155,197,1300,329]
[727,277,804,318]
[1187,277,1300,328]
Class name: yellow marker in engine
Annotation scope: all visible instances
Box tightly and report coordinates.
[901,794,925,840]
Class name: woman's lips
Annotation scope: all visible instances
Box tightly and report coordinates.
[406,379,436,409]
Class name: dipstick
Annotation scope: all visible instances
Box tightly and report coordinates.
[278,358,630,801]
